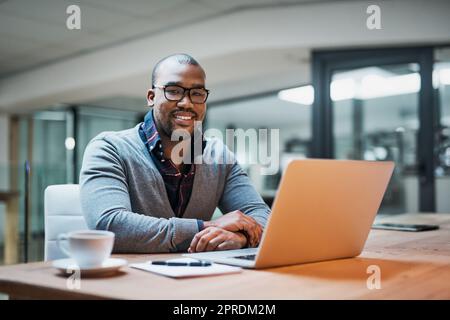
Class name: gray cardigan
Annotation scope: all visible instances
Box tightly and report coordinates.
[79,124,271,253]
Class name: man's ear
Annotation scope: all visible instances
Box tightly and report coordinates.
[146,89,155,107]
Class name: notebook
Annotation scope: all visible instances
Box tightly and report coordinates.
[130,258,242,278]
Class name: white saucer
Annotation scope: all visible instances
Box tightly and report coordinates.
[52,258,127,276]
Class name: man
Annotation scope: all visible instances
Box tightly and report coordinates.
[80,53,270,253]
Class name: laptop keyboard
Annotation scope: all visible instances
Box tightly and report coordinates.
[234,254,257,260]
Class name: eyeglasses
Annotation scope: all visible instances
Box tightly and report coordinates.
[153,85,209,104]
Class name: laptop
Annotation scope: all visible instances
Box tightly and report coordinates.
[184,159,394,269]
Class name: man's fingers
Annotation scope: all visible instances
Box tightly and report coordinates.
[244,217,263,247]
[189,229,208,252]
[247,228,257,247]
[242,222,259,247]
[224,216,255,246]
[216,240,240,251]
[216,241,232,251]
[254,222,262,238]
[205,235,225,252]
[195,230,220,252]
[189,228,211,252]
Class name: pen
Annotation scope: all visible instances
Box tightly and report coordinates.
[151,261,212,267]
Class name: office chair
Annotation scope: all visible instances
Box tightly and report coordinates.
[44,184,88,261]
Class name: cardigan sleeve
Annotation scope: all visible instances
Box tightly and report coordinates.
[217,145,271,228]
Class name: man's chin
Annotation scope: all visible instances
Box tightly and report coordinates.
[169,124,194,138]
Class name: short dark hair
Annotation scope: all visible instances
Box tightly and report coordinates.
[152,53,202,87]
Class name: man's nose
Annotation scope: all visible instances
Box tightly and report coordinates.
[178,91,194,106]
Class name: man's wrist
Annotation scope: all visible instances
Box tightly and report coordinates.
[203,220,214,229]
[197,220,215,231]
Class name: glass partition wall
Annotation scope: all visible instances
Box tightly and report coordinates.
[312,46,448,214]
[434,47,450,212]
[331,64,421,214]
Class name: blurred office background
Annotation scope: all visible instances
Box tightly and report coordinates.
[0,0,450,264]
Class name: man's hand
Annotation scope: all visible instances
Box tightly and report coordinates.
[203,210,263,247]
[188,227,247,253]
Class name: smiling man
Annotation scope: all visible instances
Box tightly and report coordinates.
[80,53,270,253]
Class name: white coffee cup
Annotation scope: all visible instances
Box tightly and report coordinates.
[57,230,115,268]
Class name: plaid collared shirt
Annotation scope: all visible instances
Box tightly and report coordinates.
[138,110,204,219]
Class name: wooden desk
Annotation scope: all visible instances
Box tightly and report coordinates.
[0,213,448,299]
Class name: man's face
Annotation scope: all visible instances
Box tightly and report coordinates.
[147,61,207,138]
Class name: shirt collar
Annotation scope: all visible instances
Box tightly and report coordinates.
[141,109,161,152]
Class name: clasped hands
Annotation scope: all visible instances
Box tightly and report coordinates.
[188,210,263,253]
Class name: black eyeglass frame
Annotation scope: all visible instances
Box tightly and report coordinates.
[153,85,210,104]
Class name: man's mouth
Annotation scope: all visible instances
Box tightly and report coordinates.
[172,111,197,125]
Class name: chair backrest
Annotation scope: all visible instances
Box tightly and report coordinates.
[44,184,88,261]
